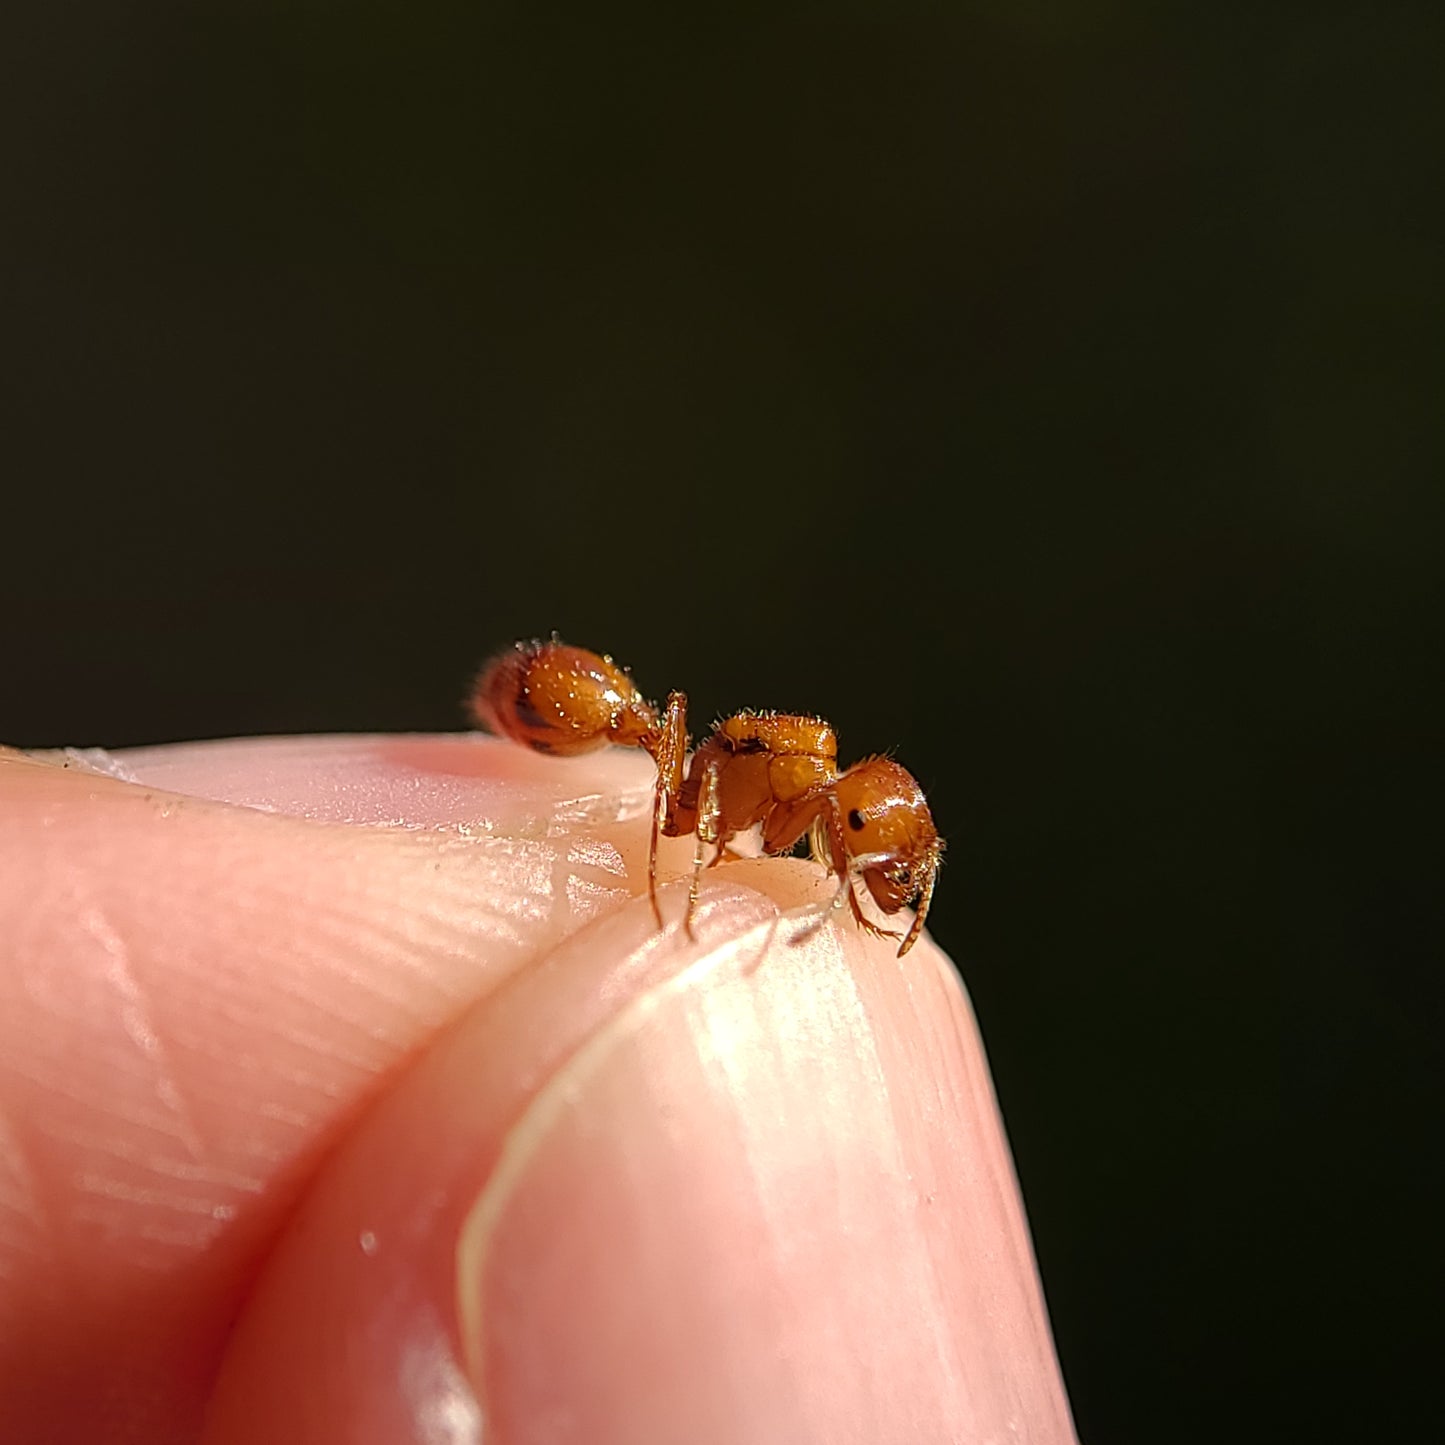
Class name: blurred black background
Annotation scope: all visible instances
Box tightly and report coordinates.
[2,5,1439,1442]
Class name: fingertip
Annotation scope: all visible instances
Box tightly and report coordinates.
[204,867,1075,1445]
[201,880,788,1444]
[459,908,1073,1444]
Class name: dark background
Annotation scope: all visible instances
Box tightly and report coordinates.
[2,5,1439,1443]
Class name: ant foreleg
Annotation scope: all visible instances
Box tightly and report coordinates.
[829,846,905,947]
[787,793,905,948]
[648,783,666,929]
[785,794,868,945]
[816,796,905,945]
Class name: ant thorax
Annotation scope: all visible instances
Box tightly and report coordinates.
[684,712,839,840]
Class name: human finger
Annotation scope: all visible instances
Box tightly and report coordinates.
[201,862,1075,1444]
[0,736,675,1442]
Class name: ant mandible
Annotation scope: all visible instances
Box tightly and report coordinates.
[470,638,942,956]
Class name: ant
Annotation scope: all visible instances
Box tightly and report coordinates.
[470,638,942,956]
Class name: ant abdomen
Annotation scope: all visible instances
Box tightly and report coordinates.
[471,639,657,756]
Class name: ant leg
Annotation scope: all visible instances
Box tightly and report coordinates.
[782,793,854,944]
[685,759,722,939]
[788,795,902,947]
[644,691,689,929]
[818,794,900,944]
[648,783,665,928]
[843,884,895,953]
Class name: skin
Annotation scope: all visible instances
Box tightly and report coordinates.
[0,735,1077,1445]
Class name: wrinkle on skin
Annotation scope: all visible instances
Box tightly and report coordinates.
[80,895,206,1164]
[6,872,254,1267]
[0,1103,54,1280]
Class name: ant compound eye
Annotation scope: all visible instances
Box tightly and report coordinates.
[847,808,866,831]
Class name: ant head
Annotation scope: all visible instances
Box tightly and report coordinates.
[833,757,943,956]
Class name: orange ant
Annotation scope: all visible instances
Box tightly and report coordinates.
[470,639,942,956]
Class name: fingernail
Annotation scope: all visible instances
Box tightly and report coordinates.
[456,923,1076,1445]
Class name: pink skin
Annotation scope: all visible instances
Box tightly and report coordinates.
[0,736,1077,1445]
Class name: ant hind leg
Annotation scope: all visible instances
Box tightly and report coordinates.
[844,875,904,946]
[643,691,689,931]
[647,776,665,928]
[685,759,723,939]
